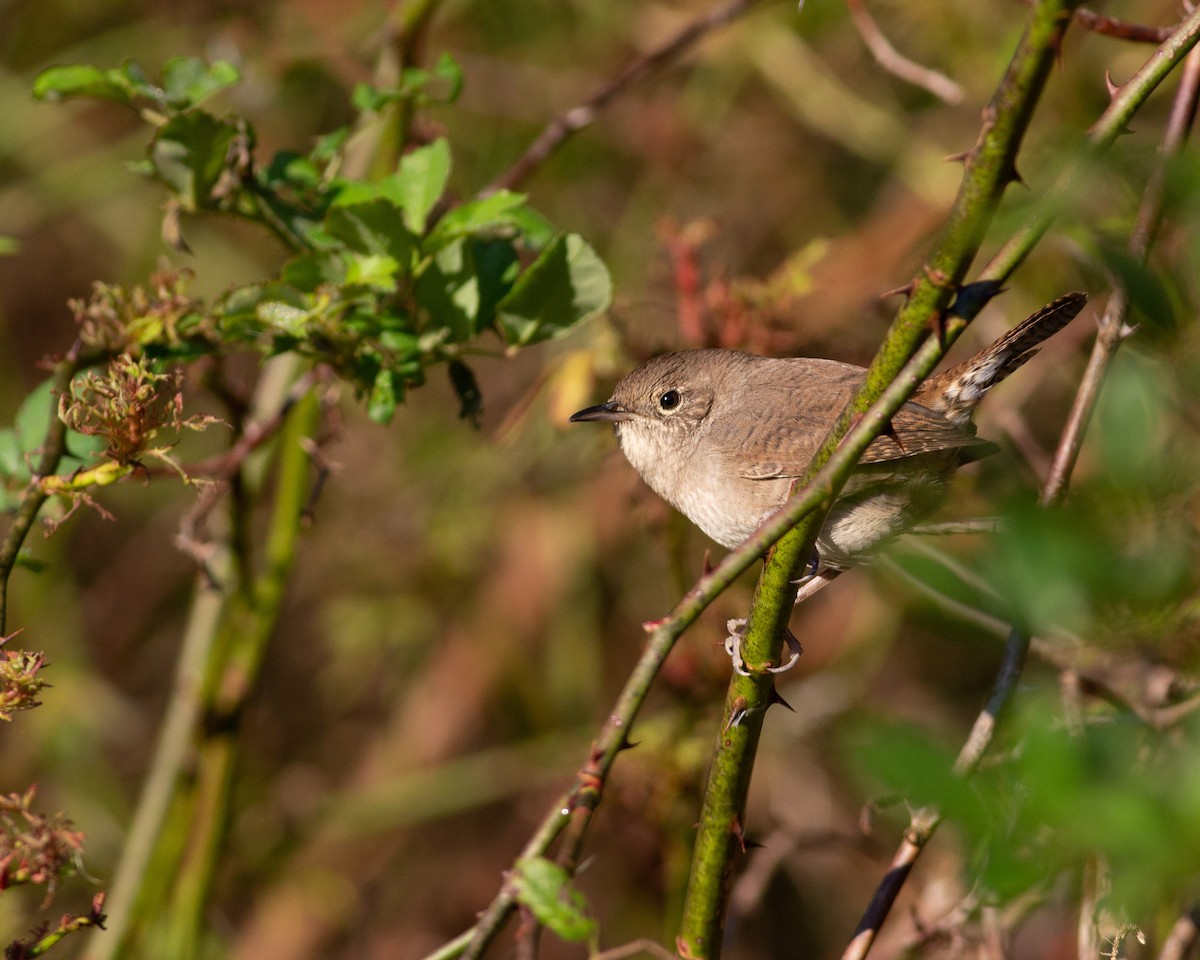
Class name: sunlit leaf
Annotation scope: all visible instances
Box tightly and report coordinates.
[396,138,451,234]
[495,234,611,346]
[511,857,597,944]
[33,64,132,104]
[161,57,240,108]
[150,112,242,209]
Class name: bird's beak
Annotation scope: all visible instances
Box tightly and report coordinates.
[569,401,634,423]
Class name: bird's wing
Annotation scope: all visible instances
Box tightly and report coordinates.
[724,361,993,481]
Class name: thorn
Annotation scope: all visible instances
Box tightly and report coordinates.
[702,549,714,576]
[881,418,905,452]
[617,736,639,752]
[767,685,795,712]
[922,265,951,289]
[725,696,749,731]
[642,616,666,633]
[1008,161,1027,189]
[731,815,750,852]
[942,149,970,164]
[879,280,915,300]
[928,310,948,349]
[1105,69,1121,100]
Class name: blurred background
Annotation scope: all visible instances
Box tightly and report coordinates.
[2,1,1199,957]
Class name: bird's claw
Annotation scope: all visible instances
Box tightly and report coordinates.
[723,619,803,676]
[790,547,821,588]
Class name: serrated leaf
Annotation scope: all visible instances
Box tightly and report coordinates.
[282,252,346,291]
[396,138,451,234]
[257,301,311,336]
[426,190,528,250]
[367,368,401,424]
[414,239,480,341]
[495,234,612,346]
[161,57,240,108]
[510,857,596,944]
[345,253,400,290]
[150,112,241,209]
[33,64,131,104]
[325,200,416,265]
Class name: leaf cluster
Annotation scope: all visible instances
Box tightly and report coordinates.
[33,56,613,424]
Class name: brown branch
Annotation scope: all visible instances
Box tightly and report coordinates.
[483,0,762,195]
[845,0,965,103]
[1075,8,1174,44]
[841,809,941,960]
[1018,3,1177,43]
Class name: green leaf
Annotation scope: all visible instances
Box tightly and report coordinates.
[367,368,401,424]
[344,253,400,290]
[325,200,416,265]
[425,51,464,103]
[328,138,449,235]
[281,252,346,291]
[510,857,596,944]
[0,236,19,256]
[33,64,132,104]
[150,112,243,209]
[15,380,57,457]
[257,301,312,337]
[396,138,451,234]
[414,239,480,341]
[161,57,240,108]
[0,429,24,481]
[350,53,463,112]
[426,190,528,250]
[495,234,612,346]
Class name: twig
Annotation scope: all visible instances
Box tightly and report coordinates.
[0,341,86,635]
[982,5,1200,286]
[1157,904,1200,960]
[1043,41,1200,504]
[483,0,762,194]
[841,20,1200,959]
[1074,8,1173,44]
[1078,857,1104,960]
[845,0,965,103]
[842,808,942,960]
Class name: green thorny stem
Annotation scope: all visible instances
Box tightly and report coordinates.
[841,18,1200,960]
[676,2,1086,954]
[437,5,1200,960]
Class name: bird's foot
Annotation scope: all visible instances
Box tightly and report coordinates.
[723,619,802,676]
[790,547,822,587]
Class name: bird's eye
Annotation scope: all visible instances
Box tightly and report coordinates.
[658,389,681,411]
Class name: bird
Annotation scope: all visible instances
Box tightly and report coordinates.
[571,292,1086,572]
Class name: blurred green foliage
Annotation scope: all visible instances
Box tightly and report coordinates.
[0,1,1198,959]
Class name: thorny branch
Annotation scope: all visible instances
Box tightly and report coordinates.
[841,30,1200,960]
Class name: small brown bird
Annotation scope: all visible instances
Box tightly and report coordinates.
[571,293,1086,569]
